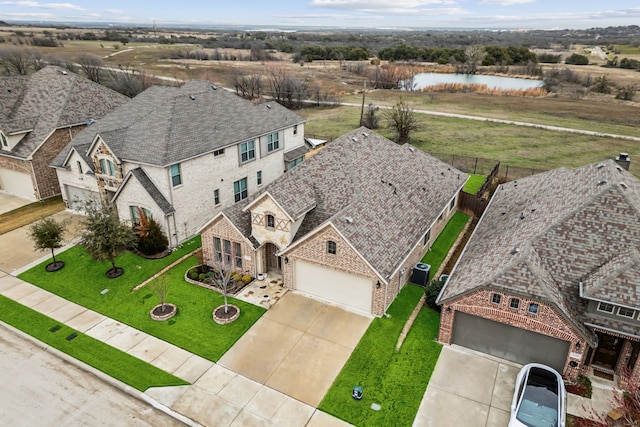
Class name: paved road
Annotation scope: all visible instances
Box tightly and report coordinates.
[0,325,183,427]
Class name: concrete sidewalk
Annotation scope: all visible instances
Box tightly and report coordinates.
[0,270,352,427]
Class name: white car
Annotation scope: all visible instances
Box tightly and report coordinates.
[509,363,566,427]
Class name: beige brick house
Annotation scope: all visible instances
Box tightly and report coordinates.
[52,80,306,245]
[0,66,127,200]
[437,160,640,384]
[199,128,467,316]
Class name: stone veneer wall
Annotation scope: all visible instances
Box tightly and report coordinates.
[440,289,586,381]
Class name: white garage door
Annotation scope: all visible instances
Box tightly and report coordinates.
[65,185,99,212]
[0,168,34,200]
[294,260,373,314]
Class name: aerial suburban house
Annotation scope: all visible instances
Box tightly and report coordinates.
[199,128,468,316]
[437,158,640,384]
[52,80,306,246]
[0,66,128,200]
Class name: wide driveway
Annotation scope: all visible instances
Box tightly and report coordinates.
[219,292,372,407]
[413,345,520,427]
[0,192,32,215]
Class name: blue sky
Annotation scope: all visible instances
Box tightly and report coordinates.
[1,1,639,29]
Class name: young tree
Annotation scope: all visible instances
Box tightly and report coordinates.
[384,98,420,144]
[81,203,136,278]
[151,275,171,313]
[28,217,67,272]
[206,258,236,314]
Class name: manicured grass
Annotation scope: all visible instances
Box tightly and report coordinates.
[422,211,471,275]
[0,295,188,391]
[18,238,265,361]
[319,285,442,427]
[463,174,486,195]
[0,196,65,235]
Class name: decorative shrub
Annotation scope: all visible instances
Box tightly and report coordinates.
[566,374,592,398]
[136,218,169,256]
[242,275,252,284]
[188,269,199,280]
[198,273,207,281]
[424,277,447,312]
[232,273,243,282]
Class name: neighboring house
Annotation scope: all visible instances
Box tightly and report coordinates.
[52,80,307,246]
[437,159,640,384]
[199,128,468,316]
[0,66,128,200]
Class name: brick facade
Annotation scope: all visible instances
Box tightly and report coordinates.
[201,216,256,277]
[440,289,586,381]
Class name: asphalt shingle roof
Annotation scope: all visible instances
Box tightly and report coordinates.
[223,127,467,280]
[439,160,640,342]
[0,66,128,159]
[52,80,306,168]
[128,168,175,215]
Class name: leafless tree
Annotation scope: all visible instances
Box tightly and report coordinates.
[370,64,411,89]
[77,53,104,83]
[463,45,486,75]
[151,275,171,313]
[229,69,263,99]
[384,98,420,144]
[105,66,143,97]
[0,47,31,75]
[266,66,308,108]
[206,258,236,314]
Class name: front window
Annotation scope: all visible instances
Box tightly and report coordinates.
[170,164,182,186]
[491,293,501,305]
[598,302,615,313]
[234,242,242,268]
[223,239,232,263]
[100,158,116,176]
[214,189,220,206]
[266,214,275,229]
[267,132,279,152]
[327,240,337,255]
[234,178,248,203]
[214,237,222,262]
[130,206,151,226]
[240,140,255,163]
[528,303,539,315]
[618,307,635,319]
[510,298,520,310]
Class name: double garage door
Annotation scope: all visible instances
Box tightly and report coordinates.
[294,260,373,315]
[65,185,100,212]
[452,312,570,372]
[0,168,34,200]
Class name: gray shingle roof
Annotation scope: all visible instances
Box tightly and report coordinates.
[439,160,640,341]
[0,66,128,159]
[126,168,175,215]
[223,127,467,280]
[283,145,309,162]
[52,80,306,168]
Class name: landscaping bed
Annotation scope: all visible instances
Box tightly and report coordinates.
[18,237,265,362]
[184,264,252,295]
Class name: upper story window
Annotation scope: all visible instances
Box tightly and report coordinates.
[1,131,8,149]
[240,140,255,163]
[597,302,615,313]
[170,164,182,187]
[257,170,262,186]
[293,125,298,135]
[76,161,83,175]
[266,214,275,229]
[528,303,539,315]
[618,307,635,319]
[491,293,501,305]
[509,298,520,310]
[234,178,248,203]
[100,158,116,176]
[267,132,279,153]
[214,189,220,206]
[213,148,225,157]
[327,240,337,255]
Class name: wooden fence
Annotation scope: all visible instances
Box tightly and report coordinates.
[458,191,490,219]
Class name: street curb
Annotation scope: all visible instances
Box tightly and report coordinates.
[0,320,201,427]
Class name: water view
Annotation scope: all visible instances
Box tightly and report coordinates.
[407,73,544,91]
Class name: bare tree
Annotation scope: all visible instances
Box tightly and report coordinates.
[229,69,263,99]
[384,98,420,144]
[206,258,236,314]
[266,65,289,104]
[370,64,411,89]
[0,47,31,75]
[77,53,104,83]
[463,45,486,75]
[106,66,143,97]
[151,275,171,313]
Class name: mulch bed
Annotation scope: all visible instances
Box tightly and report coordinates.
[45,261,64,272]
[135,249,172,260]
[105,267,124,278]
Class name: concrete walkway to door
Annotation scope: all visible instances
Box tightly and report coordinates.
[218,292,372,407]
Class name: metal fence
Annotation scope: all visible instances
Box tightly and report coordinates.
[428,152,546,181]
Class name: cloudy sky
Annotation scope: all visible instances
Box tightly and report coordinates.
[1,0,639,29]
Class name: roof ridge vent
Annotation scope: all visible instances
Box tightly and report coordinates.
[616,165,623,171]
[345,216,353,223]
[189,94,196,100]
[620,181,629,189]
[597,163,605,169]
[408,146,415,152]
[211,84,217,90]
[361,132,369,137]
[266,104,271,109]
[511,247,520,255]
[351,136,358,142]
[598,179,607,185]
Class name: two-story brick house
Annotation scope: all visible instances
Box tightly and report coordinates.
[52,80,306,245]
[199,128,468,316]
[437,160,640,384]
[0,66,127,200]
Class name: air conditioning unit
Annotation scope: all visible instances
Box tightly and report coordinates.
[411,263,431,287]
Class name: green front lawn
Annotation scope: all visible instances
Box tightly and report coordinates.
[463,174,486,195]
[422,211,471,275]
[319,285,441,427]
[0,295,188,391]
[18,239,265,361]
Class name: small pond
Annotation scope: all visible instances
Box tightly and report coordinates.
[406,73,544,91]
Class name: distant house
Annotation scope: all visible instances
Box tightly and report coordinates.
[438,160,640,384]
[199,128,467,316]
[0,66,127,200]
[52,80,306,246]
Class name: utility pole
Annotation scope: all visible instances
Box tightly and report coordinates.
[359,80,366,127]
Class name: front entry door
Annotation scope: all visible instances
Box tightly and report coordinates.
[264,243,280,272]
[592,333,622,370]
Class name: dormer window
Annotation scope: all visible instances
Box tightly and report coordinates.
[327,240,337,255]
[266,214,275,229]
[100,158,116,176]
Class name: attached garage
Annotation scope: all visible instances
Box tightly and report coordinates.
[452,312,570,372]
[294,260,373,314]
[65,185,99,212]
[0,168,34,200]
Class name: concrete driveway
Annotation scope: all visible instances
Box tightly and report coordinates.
[219,292,372,407]
[413,345,520,427]
[0,192,32,215]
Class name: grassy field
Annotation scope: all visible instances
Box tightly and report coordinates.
[422,212,471,276]
[18,243,265,361]
[299,105,640,176]
[0,196,65,235]
[0,295,188,391]
[319,285,441,427]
